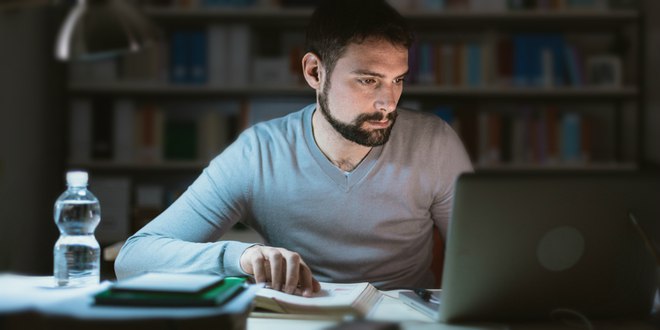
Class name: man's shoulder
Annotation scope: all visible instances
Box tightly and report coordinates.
[398,108,443,120]
[229,104,312,154]
[396,108,452,137]
[390,108,473,174]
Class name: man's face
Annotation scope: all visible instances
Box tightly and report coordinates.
[317,38,408,147]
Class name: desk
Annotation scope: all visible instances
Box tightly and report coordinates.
[248,290,660,330]
[1,275,659,330]
[0,274,255,329]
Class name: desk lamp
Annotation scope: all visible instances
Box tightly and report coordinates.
[0,0,160,61]
[55,0,161,61]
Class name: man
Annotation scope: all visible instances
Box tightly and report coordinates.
[115,0,472,297]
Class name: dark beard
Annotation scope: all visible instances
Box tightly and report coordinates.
[318,83,397,147]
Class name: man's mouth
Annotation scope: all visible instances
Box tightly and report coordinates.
[366,119,390,129]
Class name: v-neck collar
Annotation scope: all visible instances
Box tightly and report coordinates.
[302,104,384,192]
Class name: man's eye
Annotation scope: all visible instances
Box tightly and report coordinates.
[394,77,406,84]
[359,78,376,85]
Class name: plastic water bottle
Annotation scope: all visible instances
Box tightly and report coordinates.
[53,171,101,287]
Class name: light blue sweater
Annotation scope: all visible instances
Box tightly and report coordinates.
[115,104,472,289]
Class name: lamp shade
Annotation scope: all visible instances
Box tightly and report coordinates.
[55,0,161,61]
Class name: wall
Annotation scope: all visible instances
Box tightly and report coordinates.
[645,0,660,165]
[0,6,65,274]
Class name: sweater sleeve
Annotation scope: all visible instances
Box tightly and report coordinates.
[114,131,257,280]
[430,122,474,241]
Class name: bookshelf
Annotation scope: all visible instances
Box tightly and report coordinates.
[70,82,638,100]
[143,6,640,25]
[65,0,645,243]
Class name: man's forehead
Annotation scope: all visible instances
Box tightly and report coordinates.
[336,40,408,73]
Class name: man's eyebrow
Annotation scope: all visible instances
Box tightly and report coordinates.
[351,70,385,78]
[351,70,409,78]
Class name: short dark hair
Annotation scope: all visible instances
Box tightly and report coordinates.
[305,0,414,77]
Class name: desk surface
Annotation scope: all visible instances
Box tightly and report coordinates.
[247,291,660,330]
[1,274,659,330]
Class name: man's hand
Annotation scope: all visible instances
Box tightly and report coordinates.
[240,245,321,297]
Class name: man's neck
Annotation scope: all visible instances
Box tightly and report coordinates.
[311,107,372,172]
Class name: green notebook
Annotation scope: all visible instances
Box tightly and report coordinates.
[95,274,247,307]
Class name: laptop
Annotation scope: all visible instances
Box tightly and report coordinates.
[434,172,660,323]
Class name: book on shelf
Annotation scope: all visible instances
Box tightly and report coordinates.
[164,118,198,160]
[94,273,247,307]
[564,44,586,86]
[135,104,165,163]
[170,31,189,84]
[512,34,561,87]
[228,24,252,87]
[455,108,479,162]
[169,30,208,85]
[467,42,483,87]
[68,98,245,166]
[408,33,621,90]
[254,282,382,318]
[496,37,514,86]
[72,16,627,91]
[454,42,467,85]
[447,105,594,167]
[208,24,231,86]
[415,41,435,85]
[113,99,136,163]
[190,30,209,84]
[198,105,239,162]
[210,25,303,87]
[181,24,253,87]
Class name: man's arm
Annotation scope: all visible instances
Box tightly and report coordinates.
[114,129,259,279]
[430,122,474,241]
[114,128,320,296]
[114,155,253,279]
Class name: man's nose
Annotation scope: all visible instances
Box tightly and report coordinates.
[375,85,398,113]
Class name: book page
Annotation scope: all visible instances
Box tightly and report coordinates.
[256,282,370,307]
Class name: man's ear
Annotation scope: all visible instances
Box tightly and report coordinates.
[302,52,323,90]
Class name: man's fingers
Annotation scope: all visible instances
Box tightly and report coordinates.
[283,252,301,294]
[298,264,315,297]
[251,252,267,284]
[267,251,283,291]
[263,259,273,283]
[242,246,318,296]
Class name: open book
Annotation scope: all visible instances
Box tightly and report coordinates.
[254,282,382,318]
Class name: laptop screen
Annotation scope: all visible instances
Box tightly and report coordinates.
[439,172,660,323]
